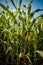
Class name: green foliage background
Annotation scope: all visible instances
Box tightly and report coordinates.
[0,0,43,65]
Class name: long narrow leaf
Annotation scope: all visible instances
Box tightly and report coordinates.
[18,0,22,10]
[27,0,33,15]
[29,9,43,17]
[0,3,14,18]
[0,3,17,23]
[35,50,43,57]
[29,14,43,28]
[19,0,22,6]
[28,9,43,22]
[11,0,17,9]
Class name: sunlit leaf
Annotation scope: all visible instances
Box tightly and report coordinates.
[0,3,16,20]
[35,50,43,57]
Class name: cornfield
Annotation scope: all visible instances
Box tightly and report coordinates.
[0,0,43,65]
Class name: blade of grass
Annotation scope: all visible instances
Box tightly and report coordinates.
[27,0,33,15]
[11,0,17,9]
[0,3,16,19]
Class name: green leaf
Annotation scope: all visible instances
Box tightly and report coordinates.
[18,0,22,10]
[5,47,11,54]
[19,0,22,6]
[0,3,16,19]
[29,15,43,29]
[35,50,43,57]
[11,0,17,9]
[27,0,33,15]
[32,9,43,14]
[27,9,43,26]
[28,9,43,19]
[2,29,12,36]
[23,5,26,8]
[25,55,32,64]
[32,14,43,26]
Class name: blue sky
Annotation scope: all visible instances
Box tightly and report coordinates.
[0,0,43,17]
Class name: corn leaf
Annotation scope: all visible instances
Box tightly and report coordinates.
[19,0,22,7]
[23,5,26,8]
[35,50,43,57]
[30,14,43,27]
[18,0,22,10]
[27,0,33,15]
[0,3,16,20]
[28,9,43,19]
[11,0,17,9]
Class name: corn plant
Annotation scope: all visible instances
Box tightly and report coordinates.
[0,0,43,65]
